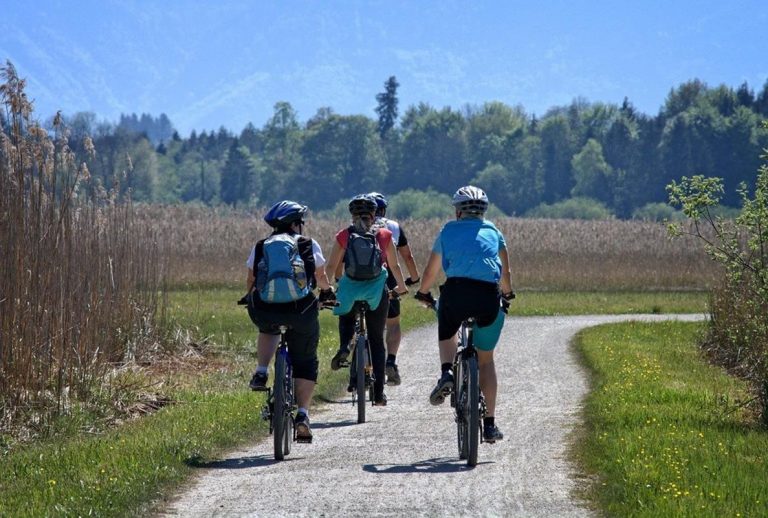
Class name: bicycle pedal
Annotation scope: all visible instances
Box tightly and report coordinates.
[295,436,313,444]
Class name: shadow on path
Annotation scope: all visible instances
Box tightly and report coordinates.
[186,454,304,470]
[363,457,493,474]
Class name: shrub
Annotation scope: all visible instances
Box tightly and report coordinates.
[525,196,615,220]
[632,202,685,222]
[667,136,768,424]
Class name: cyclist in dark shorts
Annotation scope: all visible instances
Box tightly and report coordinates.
[368,192,420,385]
[244,201,336,441]
[415,186,514,442]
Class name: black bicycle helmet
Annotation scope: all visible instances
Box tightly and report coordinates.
[263,200,308,228]
[348,194,377,216]
[452,185,489,214]
[369,192,388,214]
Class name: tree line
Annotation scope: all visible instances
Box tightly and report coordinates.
[4,75,767,219]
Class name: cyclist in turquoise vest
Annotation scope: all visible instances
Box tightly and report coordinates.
[415,186,514,443]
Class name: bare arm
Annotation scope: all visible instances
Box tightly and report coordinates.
[499,246,513,295]
[398,244,420,280]
[314,263,331,291]
[418,251,442,293]
[325,240,345,285]
[246,268,254,292]
[386,240,407,293]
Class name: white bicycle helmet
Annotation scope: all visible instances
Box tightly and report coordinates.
[452,185,489,214]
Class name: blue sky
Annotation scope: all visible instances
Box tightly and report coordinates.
[1,0,766,136]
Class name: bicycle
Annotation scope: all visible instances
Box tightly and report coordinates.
[337,300,375,424]
[259,324,309,460]
[416,292,511,467]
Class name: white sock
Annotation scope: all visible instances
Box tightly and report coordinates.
[255,366,268,374]
[298,407,309,417]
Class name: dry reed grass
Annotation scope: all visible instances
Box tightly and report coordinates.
[1,62,165,438]
[145,205,718,290]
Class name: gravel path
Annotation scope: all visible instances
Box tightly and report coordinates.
[161,314,704,517]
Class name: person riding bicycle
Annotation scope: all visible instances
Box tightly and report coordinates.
[244,200,336,441]
[414,186,514,443]
[368,192,420,386]
[325,194,409,406]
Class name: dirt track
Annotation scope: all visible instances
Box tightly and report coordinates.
[161,314,704,517]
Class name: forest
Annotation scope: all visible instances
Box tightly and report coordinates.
[5,75,768,219]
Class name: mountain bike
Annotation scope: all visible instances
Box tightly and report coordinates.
[349,300,375,424]
[416,292,511,467]
[260,324,310,461]
[451,316,483,466]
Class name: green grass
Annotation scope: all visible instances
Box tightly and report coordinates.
[0,289,708,516]
[574,321,767,517]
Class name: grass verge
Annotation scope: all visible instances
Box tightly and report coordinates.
[0,290,706,516]
[574,321,767,517]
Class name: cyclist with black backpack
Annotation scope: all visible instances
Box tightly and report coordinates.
[244,201,336,442]
[368,192,421,386]
[325,194,409,406]
[414,186,514,443]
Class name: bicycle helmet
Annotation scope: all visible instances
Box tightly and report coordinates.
[263,200,308,228]
[348,194,377,216]
[369,192,388,214]
[452,185,489,215]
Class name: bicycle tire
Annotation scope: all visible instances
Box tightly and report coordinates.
[355,335,366,423]
[465,354,480,466]
[456,358,468,460]
[273,353,289,460]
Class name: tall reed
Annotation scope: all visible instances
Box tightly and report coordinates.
[0,61,165,438]
[147,205,718,291]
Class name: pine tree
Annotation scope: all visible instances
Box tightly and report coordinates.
[375,76,399,138]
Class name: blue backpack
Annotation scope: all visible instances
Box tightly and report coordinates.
[254,234,310,303]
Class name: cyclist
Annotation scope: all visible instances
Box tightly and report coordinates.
[245,200,336,442]
[325,194,409,406]
[414,186,514,443]
[368,192,420,386]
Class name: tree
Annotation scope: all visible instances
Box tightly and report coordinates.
[539,115,575,203]
[301,114,387,208]
[375,76,399,138]
[261,102,303,202]
[220,140,261,206]
[571,139,613,204]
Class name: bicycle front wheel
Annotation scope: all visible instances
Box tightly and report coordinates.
[355,335,367,424]
[273,354,290,460]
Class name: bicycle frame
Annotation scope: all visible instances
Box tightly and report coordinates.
[262,325,299,461]
[452,318,486,467]
[350,301,374,423]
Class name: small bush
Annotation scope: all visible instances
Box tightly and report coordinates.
[525,196,615,220]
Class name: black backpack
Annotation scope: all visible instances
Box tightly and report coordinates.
[343,225,383,280]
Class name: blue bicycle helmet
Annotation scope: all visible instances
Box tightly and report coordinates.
[369,192,388,214]
[263,200,308,228]
[348,194,377,216]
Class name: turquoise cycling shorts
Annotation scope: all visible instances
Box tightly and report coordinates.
[472,309,506,351]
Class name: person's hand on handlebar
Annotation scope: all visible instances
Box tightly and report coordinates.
[414,290,437,309]
[405,276,420,287]
[318,287,338,307]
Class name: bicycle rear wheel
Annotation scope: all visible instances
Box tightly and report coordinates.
[273,354,290,460]
[355,335,366,423]
[455,359,468,460]
[465,355,480,466]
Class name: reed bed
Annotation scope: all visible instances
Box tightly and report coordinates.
[0,62,165,440]
[144,205,718,291]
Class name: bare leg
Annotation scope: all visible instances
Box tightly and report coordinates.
[438,335,458,366]
[385,317,402,356]
[477,350,497,417]
[294,378,315,411]
[256,333,280,368]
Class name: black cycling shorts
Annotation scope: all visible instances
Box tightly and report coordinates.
[437,277,500,341]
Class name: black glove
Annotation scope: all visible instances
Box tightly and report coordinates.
[502,290,516,301]
[405,276,420,287]
[237,293,250,305]
[318,288,337,303]
[414,290,436,308]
